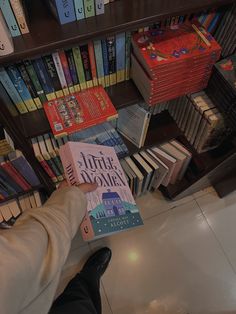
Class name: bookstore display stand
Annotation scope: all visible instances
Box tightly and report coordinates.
[0,0,235,201]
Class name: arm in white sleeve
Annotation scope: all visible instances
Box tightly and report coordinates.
[0,186,87,314]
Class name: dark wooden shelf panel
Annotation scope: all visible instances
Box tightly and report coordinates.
[0,0,234,65]
[14,80,142,138]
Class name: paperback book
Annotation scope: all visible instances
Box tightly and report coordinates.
[59,141,143,241]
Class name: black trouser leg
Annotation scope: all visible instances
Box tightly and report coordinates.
[49,273,101,314]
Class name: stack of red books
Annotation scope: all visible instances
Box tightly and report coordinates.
[131,22,221,106]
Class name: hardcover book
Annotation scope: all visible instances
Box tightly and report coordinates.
[60,141,143,241]
[44,86,118,137]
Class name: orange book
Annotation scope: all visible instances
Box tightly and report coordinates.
[10,0,29,34]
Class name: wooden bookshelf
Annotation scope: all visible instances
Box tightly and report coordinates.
[0,0,234,65]
[0,185,43,205]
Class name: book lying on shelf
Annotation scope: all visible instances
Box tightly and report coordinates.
[59,141,143,241]
[117,103,151,148]
[44,86,118,137]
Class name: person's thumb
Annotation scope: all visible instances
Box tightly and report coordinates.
[76,182,98,193]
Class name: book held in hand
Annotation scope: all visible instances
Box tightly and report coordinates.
[44,86,118,137]
[59,141,143,241]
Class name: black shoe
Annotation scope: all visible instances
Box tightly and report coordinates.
[80,247,112,280]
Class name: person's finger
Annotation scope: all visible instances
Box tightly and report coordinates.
[58,180,69,189]
[77,182,98,193]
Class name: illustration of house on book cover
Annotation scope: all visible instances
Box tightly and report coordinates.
[59,141,143,241]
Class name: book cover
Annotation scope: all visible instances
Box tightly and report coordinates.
[0,0,21,37]
[95,0,104,15]
[44,86,118,137]
[0,10,14,56]
[59,50,75,93]
[72,46,87,90]
[59,141,143,241]
[80,44,93,88]
[74,0,85,20]
[215,55,236,93]
[93,40,105,87]
[65,49,81,92]
[1,161,31,191]
[83,0,95,18]
[106,36,116,85]
[116,32,126,83]
[48,0,76,24]
[9,0,29,34]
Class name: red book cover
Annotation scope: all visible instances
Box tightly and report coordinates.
[1,162,31,191]
[132,22,221,72]
[44,86,118,137]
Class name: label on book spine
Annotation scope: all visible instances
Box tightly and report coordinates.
[53,0,76,24]
[95,0,104,15]
[74,0,85,20]
[83,0,95,18]
[106,36,116,85]
[9,0,29,34]
[0,0,21,37]
[43,55,64,98]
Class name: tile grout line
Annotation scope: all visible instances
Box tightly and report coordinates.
[195,198,236,276]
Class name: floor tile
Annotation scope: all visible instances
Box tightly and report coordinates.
[90,200,236,314]
[196,189,236,273]
[193,186,216,200]
[136,190,194,220]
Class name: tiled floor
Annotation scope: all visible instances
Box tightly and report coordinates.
[58,186,236,314]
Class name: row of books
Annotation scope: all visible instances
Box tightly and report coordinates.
[121,140,192,198]
[207,54,236,131]
[0,149,41,199]
[0,127,15,156]
[214,2,236,58]
[31,122,129,184]
[0,190,42,229]
[0,31,131,113]
[131,22,222,106]
[47,0,106,25]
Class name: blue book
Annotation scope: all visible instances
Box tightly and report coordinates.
[74,0,85,20]
[0,0,21,37]
[101,39,109,86]
[0,167,22,193]
[33,58,55,96]
[48,0,76,25]
[95,0,104,15]
[208,11,221,33]
[115,33,126,83]
[93,40,105,86]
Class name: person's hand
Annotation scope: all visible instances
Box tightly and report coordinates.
[58,180,98,193]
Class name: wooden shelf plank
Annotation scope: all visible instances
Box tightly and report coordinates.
[0,0,234,65]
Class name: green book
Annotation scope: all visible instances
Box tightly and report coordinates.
[72,47,87,90]
[83,0,95,18]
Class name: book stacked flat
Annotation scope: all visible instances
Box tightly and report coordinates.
[131,22,221,105]
[206,54,236,131]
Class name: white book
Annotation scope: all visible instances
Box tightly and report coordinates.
[132,153,153,194]
[125,156,144,197]
[0,204,12,221]
[8,200,21,217]
[0,10,14,56]
[33,191,42,207]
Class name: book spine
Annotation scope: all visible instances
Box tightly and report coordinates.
[52,51,70,95]
[32,58,56,100]
[0,67,28,113]
[95,0,104,15]
[80,44,93,88]
[207,11,221,33]
[0,185,9,198]
[24,60,47,104]
[53,0,76,24]
[50,151,64,176]
[116,32,126,83]
[43,54,64,98]
[0,0,21,37]
[65,49,80,92]
[6,65,38,111]
[106,36,116,85]
[0,175,16,195]
[0,166,22,193]
[58,50,75,93]
[17,62,42,109]
[11,157,40,187]
[101,39,110,86]
[0,10,14,56]
[2,162,31,191]
[72,46,87,90]
[88,41,98,86]
[83,0,95,18]
[9,0,29,34]
[93,40,105,87]
[125,31,131,80]
[74,0,85,20]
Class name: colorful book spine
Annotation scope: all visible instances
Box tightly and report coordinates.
[43,55,64,98]
[208,11,222,33]
[1,161,31,191]
[0,175,16,195]
[9,0,29,34]
[48,0,76,24]
[0,10,14,56]
[59,50,75,94]
[88,41,98,86]
[116,32,126,83]
[125,31,131,80]
[0,166,22,193]
[6,65,37,111]
[95,0,104,15]
[52,51,70,95]
[72,46,87,90]
[24,60,47,104]
[93,40,105,87]
[101,39,110,86]
[74,0,85,20]
[32,58,56,100]
[0,67,28,113]
[0,0,21,37]
[17,62,42,109]
[80,44,93,88]
[65,49,80,92]
[106,36,116,85]
[83,0,95,18]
